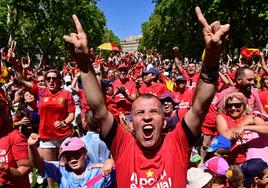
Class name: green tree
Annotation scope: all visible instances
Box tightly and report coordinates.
[0,0,106,67]
[140,0,268,59]
[101,28,120,46]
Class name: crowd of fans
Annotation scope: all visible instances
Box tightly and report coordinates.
[1,7,268,188]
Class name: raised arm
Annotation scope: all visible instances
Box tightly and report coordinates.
[260,52,268,75]
[70,72,80,93]
[28,133,45,174]
[63,15,114,138]
[13,58,34,91]
[184,7,230,137]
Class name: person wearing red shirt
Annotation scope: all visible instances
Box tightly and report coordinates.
[216,92,268,165]
[173,75,193,119]
[139,67,168,97]
[112,64,137,117]
[0,88,31,188]
[200,93,220,162]
[176,61,200,93]
[258,54,268,113]
[63,8,229,187]
[38,69,75,187]
[101,79,120,120]
[259,75,268,114]
[159,92,180,132]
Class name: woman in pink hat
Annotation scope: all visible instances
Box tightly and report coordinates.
[28,134,113,188]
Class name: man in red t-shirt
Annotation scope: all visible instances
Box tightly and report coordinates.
[112,64,137,116]
[139,67,168,97]
[173,75,193,119]
[64,8,229,187]
[177,62,200,93]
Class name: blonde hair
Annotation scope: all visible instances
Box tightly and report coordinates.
[227,165,244,188]
[220,91,251,115]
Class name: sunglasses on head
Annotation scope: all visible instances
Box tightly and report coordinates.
[46,76,57,82]
[225,102,243,109]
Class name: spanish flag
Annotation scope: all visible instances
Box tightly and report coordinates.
[240,48,260,61]
[160,73,174,92]
[0,66,9,84]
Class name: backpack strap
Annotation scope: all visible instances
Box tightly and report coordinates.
[85,173,104,188]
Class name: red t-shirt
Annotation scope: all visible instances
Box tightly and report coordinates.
[105,95,120,121]
[259,90,268,114]
[203,93,219,126]
[202,93,219,136]
[182,70,200,92]
[221,113,252,164]
[0,88,10,129]
[0,130,30,187]
[173,90,193,120]
[77,89,91,117]
[139,82,168,98]
[112,78,137,114]
[229,69,237,81]
[38,88,75,140]
[108,119,192,187]
[217,76,226,92]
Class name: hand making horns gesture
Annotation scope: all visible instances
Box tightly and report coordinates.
[64,8,230,67]
[195,7,230,51]
[63,15,91,71]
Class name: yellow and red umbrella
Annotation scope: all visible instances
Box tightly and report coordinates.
[98,43,120,51]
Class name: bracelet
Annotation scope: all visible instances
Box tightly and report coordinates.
[200,74,217,83]
[62,120,67,126]
[200,65,219,83]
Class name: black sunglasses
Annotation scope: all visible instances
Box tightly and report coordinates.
[160,98,173,103]
[46,76,58,82]
[37,80,45,83]
[225,103,243,109]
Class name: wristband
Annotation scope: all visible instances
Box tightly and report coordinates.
[200,73,218,83]
[62,120,67,126]
[200,66,219,83]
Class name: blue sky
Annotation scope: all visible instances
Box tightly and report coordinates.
[96,0,155,41]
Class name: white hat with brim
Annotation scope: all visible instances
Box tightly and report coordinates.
[187,167,212,188]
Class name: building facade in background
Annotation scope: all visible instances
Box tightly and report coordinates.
[121,35,142,53]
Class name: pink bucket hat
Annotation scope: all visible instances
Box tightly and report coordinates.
[59,137,86,158]
[203,156,230,176]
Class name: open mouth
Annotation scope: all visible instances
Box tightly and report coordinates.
[164,106,170,110]
[143,125,154,140]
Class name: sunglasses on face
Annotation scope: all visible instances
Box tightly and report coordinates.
[37,80,45,83]
[225,102,243,109]
[161,98,173,104]
[46,76,57,82]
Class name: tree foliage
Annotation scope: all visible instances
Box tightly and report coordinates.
[0,0,107,66]
[101,28,121,46]
[140,0,268,59]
